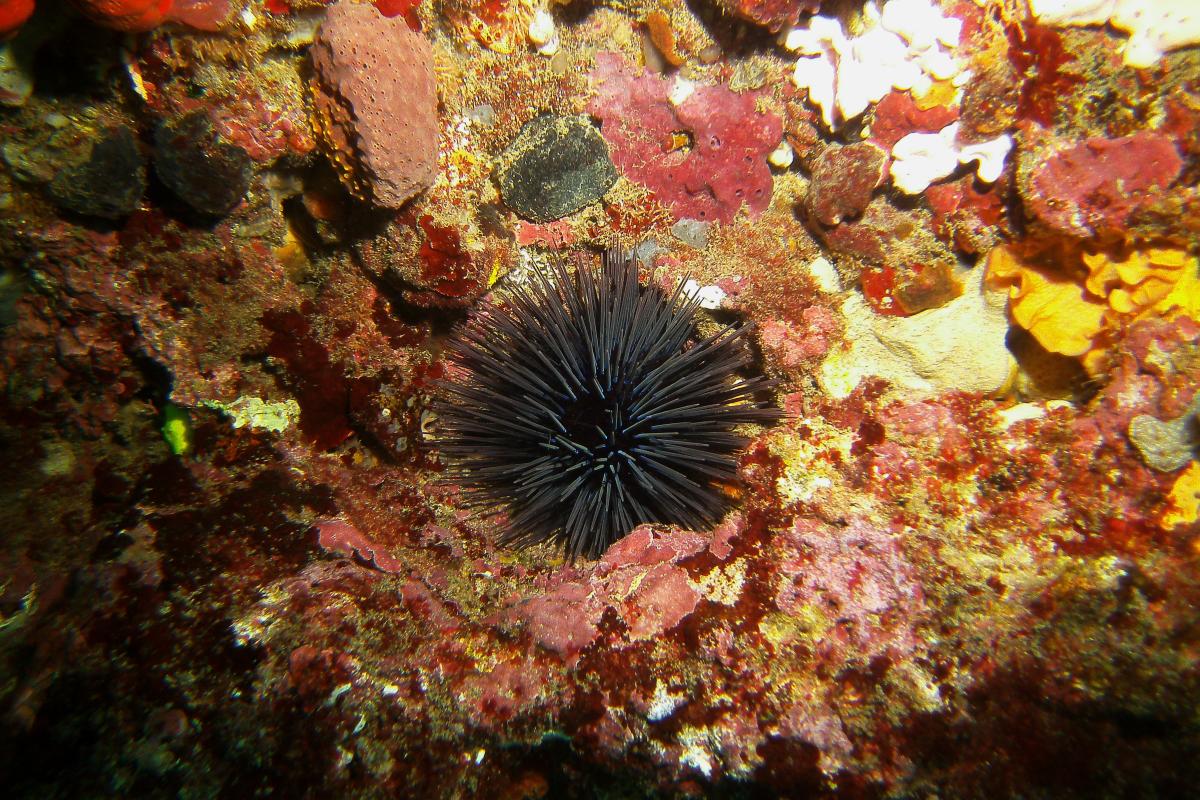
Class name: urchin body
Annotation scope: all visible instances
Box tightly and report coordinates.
[436,249,777,560]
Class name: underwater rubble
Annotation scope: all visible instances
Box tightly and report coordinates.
[1,0,1199,797]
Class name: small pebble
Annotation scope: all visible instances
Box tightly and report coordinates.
[1128,400,1199,472]
[154,111,252,217]
[671,218,711,249]
[48,126,146,219]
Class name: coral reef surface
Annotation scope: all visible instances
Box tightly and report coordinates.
[1,1,1199,798]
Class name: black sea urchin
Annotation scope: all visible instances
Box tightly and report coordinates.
[435,248,778,560]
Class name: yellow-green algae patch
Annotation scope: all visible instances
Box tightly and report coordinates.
[203,396,301,433]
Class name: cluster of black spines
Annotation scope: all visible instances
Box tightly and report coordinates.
[435,248,779,560]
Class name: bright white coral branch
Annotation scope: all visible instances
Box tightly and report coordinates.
[528,9,560,56]
[783,0,965,129]
[889,123,1012,194]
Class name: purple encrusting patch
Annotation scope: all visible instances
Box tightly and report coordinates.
[588,52,782,224]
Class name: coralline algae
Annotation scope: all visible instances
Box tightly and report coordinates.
[588,51,782,224]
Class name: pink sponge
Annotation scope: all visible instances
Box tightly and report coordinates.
[311,1,437,208]
[588,52,781,225]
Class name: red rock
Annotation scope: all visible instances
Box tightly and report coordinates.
[510,582,603,658]
[373,0,420,30]
[779,698,854,771]
[167,0,230,29]
[821,218,886,264]
[207,94,312,162]
[0,0,34,39]
[860,265,905,316]
[869,440,923,487]
[818,194,926,267]
[259,307,376,450]
[1005,22,1085,129]
[714,0,820,32]
[416,215,482,300]
[599,525,706,570]
[892,261,963,314]
[72,0,172,31]
[1162,97,1200,164]
[878,400,974,478]
[314,518,405,573]
[461,658,548,722]
[1026,129,1183,238]
[761,307,837,367]
[622,562,699,640]
[288,645,356,710]
[708,514,744,561]
[399,579,462,631]
[507,527,711,658]
[310,1,437,207]
[869,91,959,151]
[515,219,576,247]
[924,176,1007,255]
[776,516,924,658]
[804,142,887,227]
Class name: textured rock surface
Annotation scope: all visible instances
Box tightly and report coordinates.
[714,0,820,32]
[310,1,437,208]
[47,126,145,219]
[71,0,173,31]
[154,111,252,216]
[495,114,617,222]
[1023,129,1183,239]
[804,141,887,226]
[822,262,1016,397]
[4,1,1200,797]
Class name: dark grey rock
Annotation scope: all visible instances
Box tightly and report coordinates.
[48,126,146,220]
[155,112,252,217]
[495,114,617,223]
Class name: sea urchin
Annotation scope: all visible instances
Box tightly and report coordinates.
[435,248,778,560]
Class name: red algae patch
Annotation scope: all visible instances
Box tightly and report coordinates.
[1026,129,1184,239]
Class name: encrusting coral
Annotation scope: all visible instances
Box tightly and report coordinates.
[587,51,782,225]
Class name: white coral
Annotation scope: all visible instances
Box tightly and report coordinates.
[783,0,964,129]
[889,122,1012,195]
[527,9,560,56]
